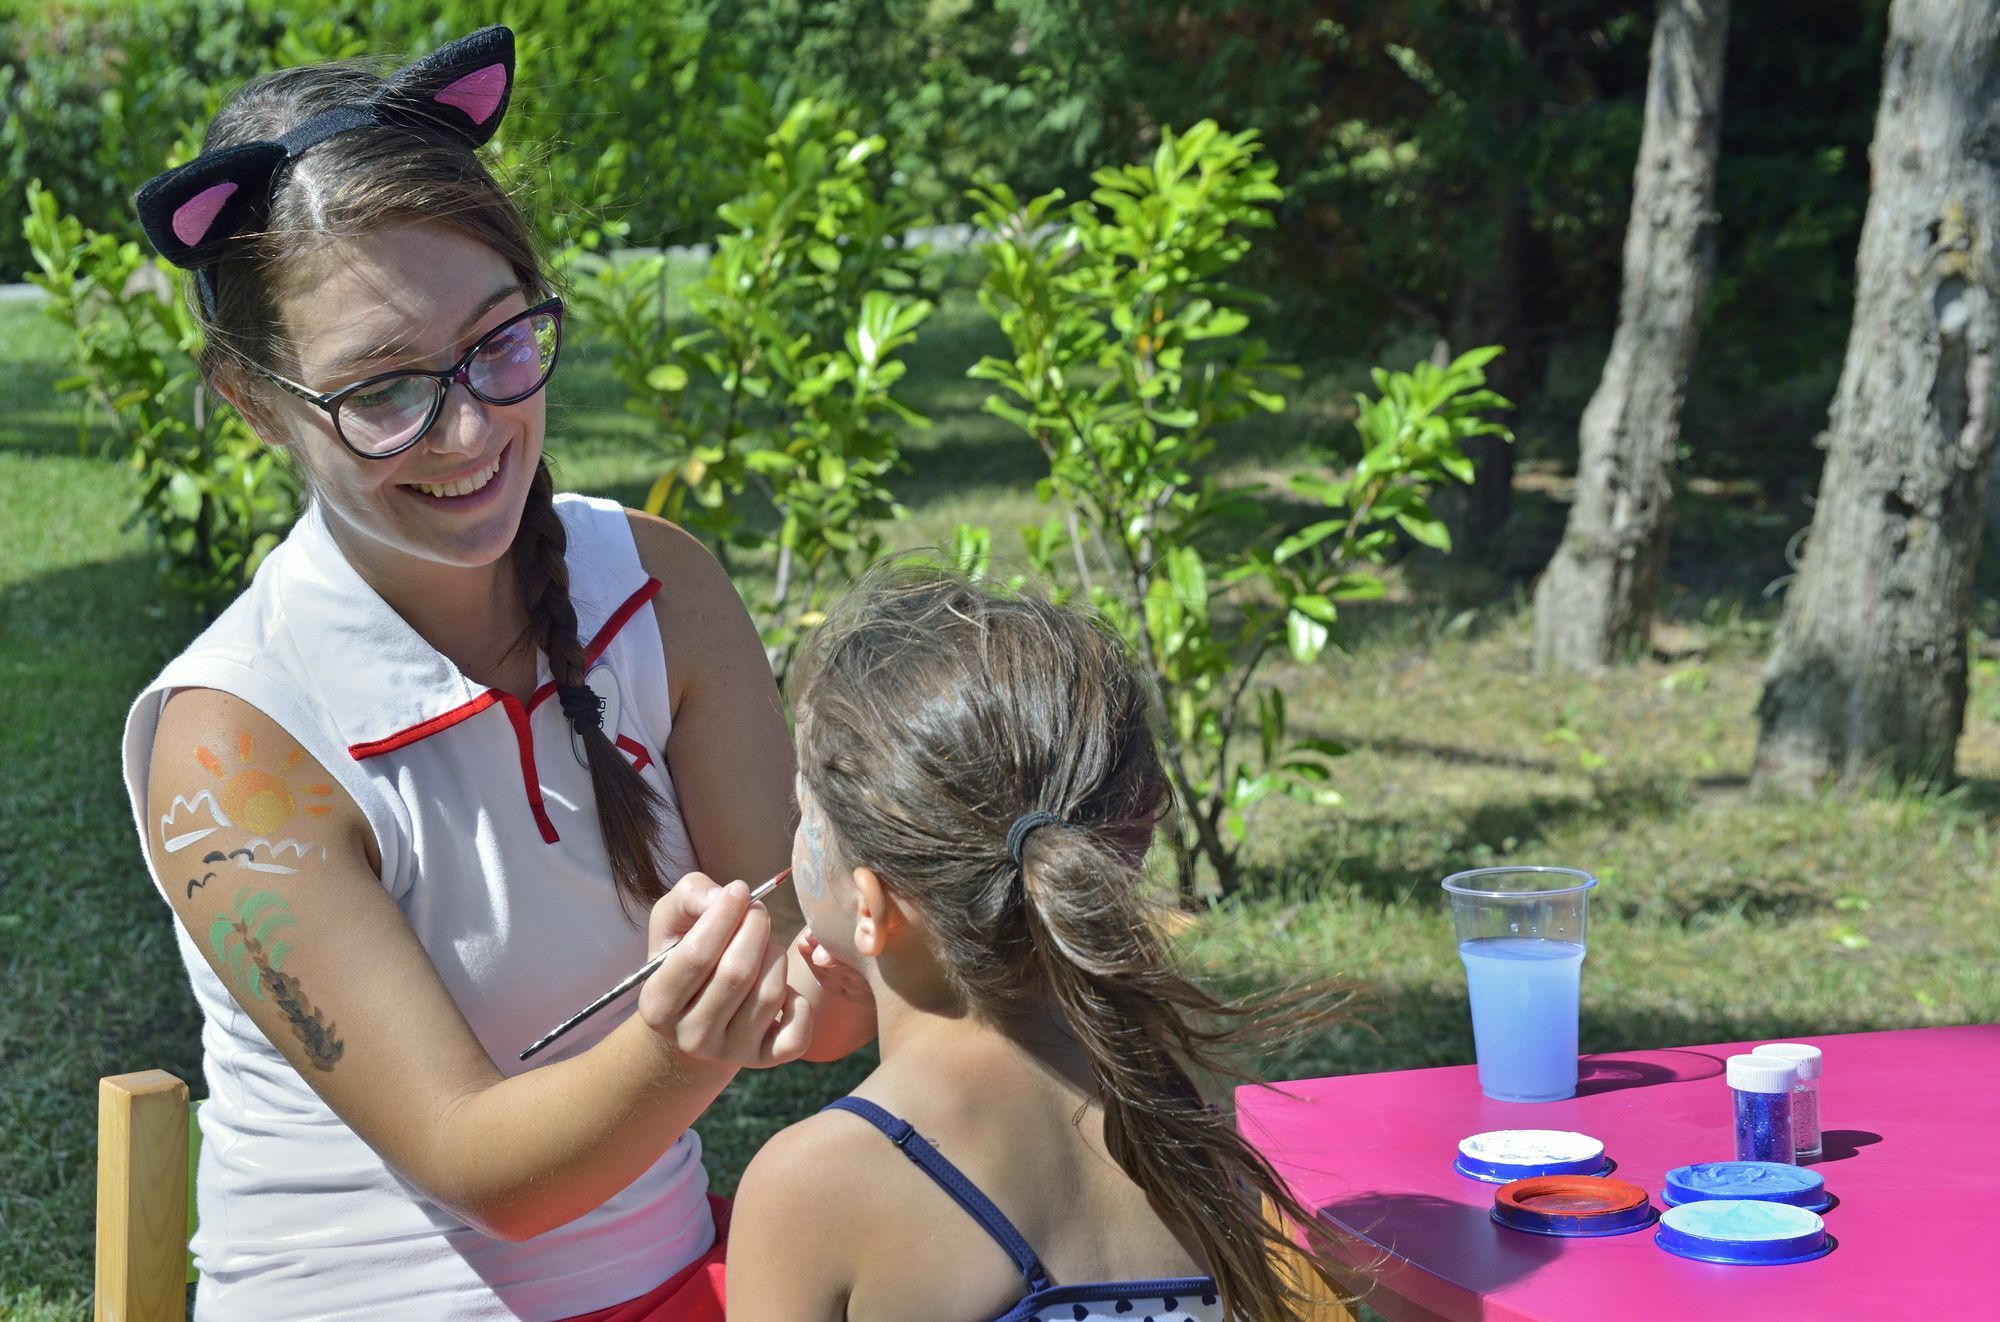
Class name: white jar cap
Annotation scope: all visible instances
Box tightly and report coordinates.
[1727,1054,1797,1093]
[1753,1042,1822,1080]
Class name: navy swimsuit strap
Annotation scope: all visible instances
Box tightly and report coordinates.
[822,1096,1054,1293]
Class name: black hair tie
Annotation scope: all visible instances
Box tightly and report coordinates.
[1005,810,1066,867]
[557,683,604,731]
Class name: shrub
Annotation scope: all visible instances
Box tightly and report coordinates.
[567,89,935,676]
[23,179,298,611]
[967,121,1511,897]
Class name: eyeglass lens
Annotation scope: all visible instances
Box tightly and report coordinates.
[338,307,560,455]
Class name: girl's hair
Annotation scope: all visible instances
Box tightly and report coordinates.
[791,564,1349,1321]
[190,55,672,916]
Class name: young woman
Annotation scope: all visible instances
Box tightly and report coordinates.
[726,566,1347,1321]
[119,26,870,1320]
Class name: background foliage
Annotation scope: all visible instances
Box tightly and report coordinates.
[5,2,1968,1317]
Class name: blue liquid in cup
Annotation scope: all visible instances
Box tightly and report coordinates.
[1458,936,1585,1101]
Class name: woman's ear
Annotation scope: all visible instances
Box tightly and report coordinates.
[850,866,902,960]
[210,361,288,450]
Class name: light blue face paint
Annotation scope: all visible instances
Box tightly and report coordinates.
[1655,1197,1833,1265]
[797,794,830,901]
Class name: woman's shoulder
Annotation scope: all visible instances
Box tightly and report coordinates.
[617,508,761,695]
[619,506,730,597]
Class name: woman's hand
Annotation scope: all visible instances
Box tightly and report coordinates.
[637,873,814,1069]
[796,930,873,1008]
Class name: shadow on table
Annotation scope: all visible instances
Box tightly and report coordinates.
[1572,1049,1726,1096]
[1816,1128,1883,1163]
[1316,1191,1560,1308]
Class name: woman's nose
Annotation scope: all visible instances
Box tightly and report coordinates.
[426,378,494,455]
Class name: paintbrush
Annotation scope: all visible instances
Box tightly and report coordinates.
[518,867,791,1062]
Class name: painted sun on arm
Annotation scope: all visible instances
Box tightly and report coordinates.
[174,731,337,837]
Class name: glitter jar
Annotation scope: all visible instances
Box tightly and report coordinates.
[1726,1055,1796,1164]
[1753,1042,1823,1161]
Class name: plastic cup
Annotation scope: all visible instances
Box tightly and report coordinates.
[1442,866,1598,1102]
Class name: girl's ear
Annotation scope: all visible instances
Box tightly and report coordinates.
[850,866,901,960]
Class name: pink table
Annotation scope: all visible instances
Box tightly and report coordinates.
[1237,1024,1999,1320]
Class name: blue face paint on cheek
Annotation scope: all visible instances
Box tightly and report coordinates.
[799,811,830,900]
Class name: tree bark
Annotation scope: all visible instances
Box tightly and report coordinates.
[1532,0,1729,671]
[1448,0,1540,561]
[1753,0,2000,793]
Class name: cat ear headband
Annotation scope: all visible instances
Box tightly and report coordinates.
[133,25,515,311]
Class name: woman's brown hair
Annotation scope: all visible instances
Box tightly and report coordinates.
[187,53,672,915]
[790,564,1350,1320]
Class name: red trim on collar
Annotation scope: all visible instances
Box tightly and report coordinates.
[343,576,662,848]
[499,692,559,843]
[527,577,663,713]
[348,691,499,759]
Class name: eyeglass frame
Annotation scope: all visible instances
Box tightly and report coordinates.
[253,295,566,460]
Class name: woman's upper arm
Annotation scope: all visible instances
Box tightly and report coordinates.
[145,688,504,1207]
[631,511,796,898]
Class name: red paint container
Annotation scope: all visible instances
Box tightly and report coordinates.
[1492,1175,1658,1238]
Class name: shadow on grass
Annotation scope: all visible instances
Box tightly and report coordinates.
[0,358,115,462]
[1241,778,1689,909]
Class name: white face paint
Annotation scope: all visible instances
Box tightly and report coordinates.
[160,790,231,853]
[200,838,332,875]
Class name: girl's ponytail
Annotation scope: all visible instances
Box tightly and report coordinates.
[513,458,671,916]
[1017,826,1348,1322]
[793,563,1356,1318]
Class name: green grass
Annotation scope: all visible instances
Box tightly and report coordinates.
[4,288,1998,1317]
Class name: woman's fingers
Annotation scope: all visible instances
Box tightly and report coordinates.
[648,871,721,953]
[636,879,749,1039]
[719,936,789,1060]
[635,872,815,1069]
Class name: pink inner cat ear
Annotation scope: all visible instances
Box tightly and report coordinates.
[433,64,506,126]
[171,181,239,247]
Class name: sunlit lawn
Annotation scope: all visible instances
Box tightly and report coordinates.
[3,288,1996,1317]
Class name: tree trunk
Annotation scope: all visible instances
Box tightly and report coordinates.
[1752,0,2000,793]
[1448,0,1541,562]
[1532,0,1729,672]
[1450,201,1532,559]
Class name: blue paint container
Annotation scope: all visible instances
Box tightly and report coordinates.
[1455,1129,1611,1184]
[1662,1161,1831,1213]
[1655,1200,1834,1265]
[1727,1055,1797,1163]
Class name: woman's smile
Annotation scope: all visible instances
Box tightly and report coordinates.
[400,438,512,507]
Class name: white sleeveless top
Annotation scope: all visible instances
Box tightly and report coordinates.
[121,494,714,1321]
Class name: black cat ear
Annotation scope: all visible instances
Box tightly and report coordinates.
[383,25,515,148]
[133,141,288,269]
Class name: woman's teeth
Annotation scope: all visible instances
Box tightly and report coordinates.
[411,454,502,499]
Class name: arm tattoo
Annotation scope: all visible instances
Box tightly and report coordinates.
[209,888,345,1071]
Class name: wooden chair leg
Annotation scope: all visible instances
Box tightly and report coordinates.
[96,1070,189,1322]
[1264,1194,1361,1322]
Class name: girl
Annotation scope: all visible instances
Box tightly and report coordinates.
[120,27,870,1320]
[728,567,1347,1321]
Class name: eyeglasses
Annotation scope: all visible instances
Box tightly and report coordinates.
[257,296,565,459]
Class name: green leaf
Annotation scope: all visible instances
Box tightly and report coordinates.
[1286,610,1330,663]
[644,362,689,393]
[1396,512,1453,552]
[1275,520,1342,563]
[164,471,201,521]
